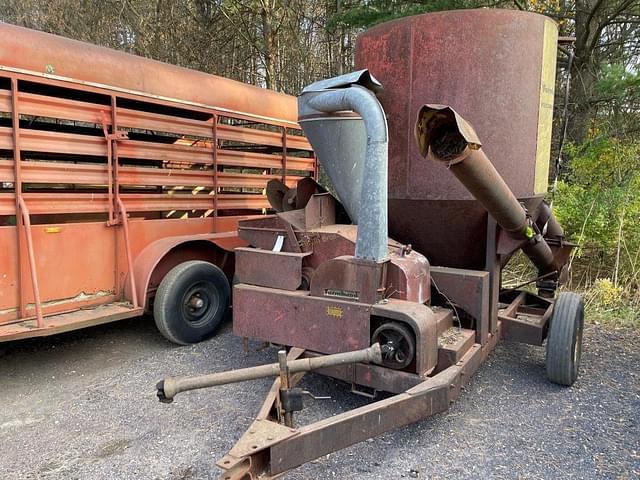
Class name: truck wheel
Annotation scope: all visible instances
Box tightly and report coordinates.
[153,261,230,345]
[546,292,584,386]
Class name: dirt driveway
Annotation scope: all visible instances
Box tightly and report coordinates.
[1,317,638,479]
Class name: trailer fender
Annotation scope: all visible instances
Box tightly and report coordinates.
[125,232,248,311]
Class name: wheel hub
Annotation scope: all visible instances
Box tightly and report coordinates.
[182,282,218,325]
[372,322,416,370]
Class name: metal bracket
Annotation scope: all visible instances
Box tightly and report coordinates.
[280,387,330,412]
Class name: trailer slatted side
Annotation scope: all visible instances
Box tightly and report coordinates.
[0,76,313,223]
[0,69,314,332]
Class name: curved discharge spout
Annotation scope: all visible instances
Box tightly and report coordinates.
[298,71,389,262]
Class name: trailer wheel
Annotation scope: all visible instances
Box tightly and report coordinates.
[153,260,230,345]
[546,292,584,386]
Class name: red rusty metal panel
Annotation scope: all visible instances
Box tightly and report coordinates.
[125,217,216,258]
[16,91,106,125]
[216,149,314,173]
[117,108,213,138]
[235,248,310,290]
[1,193,267,215]
[0,226,19,312]
[436,328,476,371]
[217,124,283,148]
[0,127,107,156]
[285,156,315,172]
[310,256,384,305]
[217,149,283,169]
[117,139,213,164]
[388,198,489,269]
[430,266,490,344]
[233,284,371,354]
[0,194,15,215]
[0,23,299,124]
[0,89,10,112]
[0,193,108,215]
[20,193,109,214]
[0,160,12,182]
[1,159,306,189]
[0,160,106,185]
[286,135,312,151]
[218,172,303,190]
[0,303,143,342]
[217,194,269,210]
[120,166,213,188]
[355,9,552,200]
[122,194,212,212]
[0,221,116,310]
[356,10,555,270]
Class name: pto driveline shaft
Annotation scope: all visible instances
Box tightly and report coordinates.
[157,343,382,402]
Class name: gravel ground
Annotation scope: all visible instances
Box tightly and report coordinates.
[1,317,638,480]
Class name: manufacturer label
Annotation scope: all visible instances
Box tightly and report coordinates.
[324,288,359,300]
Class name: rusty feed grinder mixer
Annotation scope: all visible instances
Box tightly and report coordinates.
[157,10,583,479]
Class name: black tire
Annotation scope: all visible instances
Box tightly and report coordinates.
[153,260,230,345]
[546,292,584,386]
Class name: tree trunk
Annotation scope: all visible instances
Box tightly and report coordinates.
[567,0,607,143]
[260,2,277,90]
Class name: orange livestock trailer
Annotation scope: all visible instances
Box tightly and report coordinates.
[0,23,314,344]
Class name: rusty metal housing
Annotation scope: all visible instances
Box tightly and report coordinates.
[153,9,584,480]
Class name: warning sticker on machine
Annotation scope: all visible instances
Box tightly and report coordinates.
[326,306,344,318]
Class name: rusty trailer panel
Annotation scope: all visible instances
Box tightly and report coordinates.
[0,303,144,342]
[0,25,315,340]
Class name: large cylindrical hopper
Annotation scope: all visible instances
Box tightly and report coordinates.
[355,9,558,269]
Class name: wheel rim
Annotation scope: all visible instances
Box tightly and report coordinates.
[573,329,582,365]
[573,310,584,368]
[181,281,219,327]
[372,322,415,369]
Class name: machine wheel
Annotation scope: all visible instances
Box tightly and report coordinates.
[546,292,584,386]
[154,260,230,345]
[372,322,416,369]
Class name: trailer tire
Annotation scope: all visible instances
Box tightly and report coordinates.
[153,260,230,345]
[546,292,584,386]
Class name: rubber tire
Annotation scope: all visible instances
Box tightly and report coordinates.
[546,292,584,386]
[153,260,230,345]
